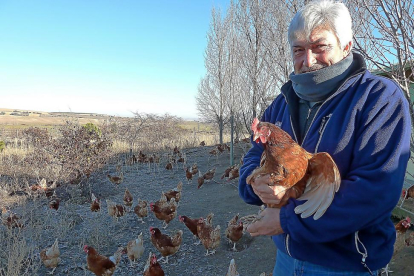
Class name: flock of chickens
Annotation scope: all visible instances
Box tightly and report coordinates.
[1,142,251,276]
[3,136,414,276]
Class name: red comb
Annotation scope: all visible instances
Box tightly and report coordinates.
[251,118,260,133]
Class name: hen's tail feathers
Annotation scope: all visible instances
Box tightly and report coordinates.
[294,152,341,220]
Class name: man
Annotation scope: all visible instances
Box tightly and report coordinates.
[238,0,411,275]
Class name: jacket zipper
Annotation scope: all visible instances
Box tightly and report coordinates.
[315,114,332,153]
[285,234,292,257]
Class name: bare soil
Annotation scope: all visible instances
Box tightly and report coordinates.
[2,142,414,276]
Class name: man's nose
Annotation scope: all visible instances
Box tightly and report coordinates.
[303,49,316,68]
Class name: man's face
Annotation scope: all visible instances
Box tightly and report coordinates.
[291,28,349,74]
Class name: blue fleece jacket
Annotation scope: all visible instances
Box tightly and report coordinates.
[238,53,411,272]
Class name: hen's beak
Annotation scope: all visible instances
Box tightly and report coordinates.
[253,132,261,142]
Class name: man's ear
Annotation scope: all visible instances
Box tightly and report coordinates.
[343,41,352,55]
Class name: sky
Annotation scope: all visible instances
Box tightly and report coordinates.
[0,1,230,120]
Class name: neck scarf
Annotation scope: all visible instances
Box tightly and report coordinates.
[289,53,354,102]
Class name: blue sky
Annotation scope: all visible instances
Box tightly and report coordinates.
[0,1,229,119]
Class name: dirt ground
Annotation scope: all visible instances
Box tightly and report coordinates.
[2,141,414,276]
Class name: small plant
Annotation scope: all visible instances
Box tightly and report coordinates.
[0,140,5,152]
[83,122,102,137]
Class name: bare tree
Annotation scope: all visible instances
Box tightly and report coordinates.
[196,7,233,144]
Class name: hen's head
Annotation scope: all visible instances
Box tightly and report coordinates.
[151,254,158,265]
[179,215,185,222]
[402,217,412,228]
[251,118,271,144]
[402,189,407,198]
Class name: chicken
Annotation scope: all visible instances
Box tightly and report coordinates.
[197,171,205,189]
[383,217,412,275]
[225,214,244,251]
[30,178,55,197]
[106,200,126,220]
[185,167,193,182]
[91,193,101,212]
[1,207,23,228]
[203,168,216,181]
[173,146,180,155]
[127,232,145,267]
[165,162,173,170]
[221,165,235,179]
[228,165,239,180]
[150,196,178,229]
[226,259,239,276]
[197,216,221,255]
[247,118,341,220]
[143,252,165,276]
[134,199,148,223]
[123,188,133,208]
[149,227,183,264]
[49,197,60,211]
[107,172,123,186]
[40,238,61,273]
[402,185,414,200]
[191,163,199,175]
[199,141,206,146]
[405,231,414,246]
[163,181,183,203]
[179,215,200,244]
[84,246,124,276]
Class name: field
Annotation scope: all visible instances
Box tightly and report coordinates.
[0,109,413,276]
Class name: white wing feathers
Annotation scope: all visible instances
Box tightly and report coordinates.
[294,152,341,220]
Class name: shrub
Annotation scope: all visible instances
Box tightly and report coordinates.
[0,140,5,152]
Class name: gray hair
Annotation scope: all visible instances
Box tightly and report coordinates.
[288,0,353,50]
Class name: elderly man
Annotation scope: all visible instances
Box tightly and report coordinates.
[238,0,411,275]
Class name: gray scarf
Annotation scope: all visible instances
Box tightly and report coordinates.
[289,53,354,102]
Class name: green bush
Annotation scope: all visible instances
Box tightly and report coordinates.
[0,140,5,152]
[83,122,102,137]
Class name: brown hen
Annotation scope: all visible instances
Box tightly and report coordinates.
[149,227,182,264]
[247,118,340,220]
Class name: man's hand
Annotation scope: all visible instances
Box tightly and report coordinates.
[247,207,284,237]
[250,174,289,205]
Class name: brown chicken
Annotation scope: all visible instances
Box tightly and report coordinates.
[191,163,199,175]
[203,168,216,181]
[405,232,414,246]
[91,193,101,212]
[163,181,183,203]
[185,167,193,182]
[83,246,124,276]
[165,162,173,170]
[149,227,183,264]
[200,141,206,146]
[179,215,200,244]
[225,214,244,251]
[123,188,133,208]
[40,238,61,273]
[197,171,205,189]
[247,118,341,220]
[30,178,55,197]
[221,165,236,179]
[150,194,178,228]
[106,200,126,220]
[49,197,60,211]
[107,172,123,186]
[143,253,165,276]
[1,207,23,228]
[197,216,221,255]
[402,185,414,200]
[228,166,240,180]
[127,232,145,267]
[134,199,148,223]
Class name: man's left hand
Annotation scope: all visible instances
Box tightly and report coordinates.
[247,207,284,237]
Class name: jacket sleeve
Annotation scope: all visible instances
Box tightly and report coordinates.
[280,78,411,243]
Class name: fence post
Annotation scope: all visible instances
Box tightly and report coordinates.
[230,112,234,166]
